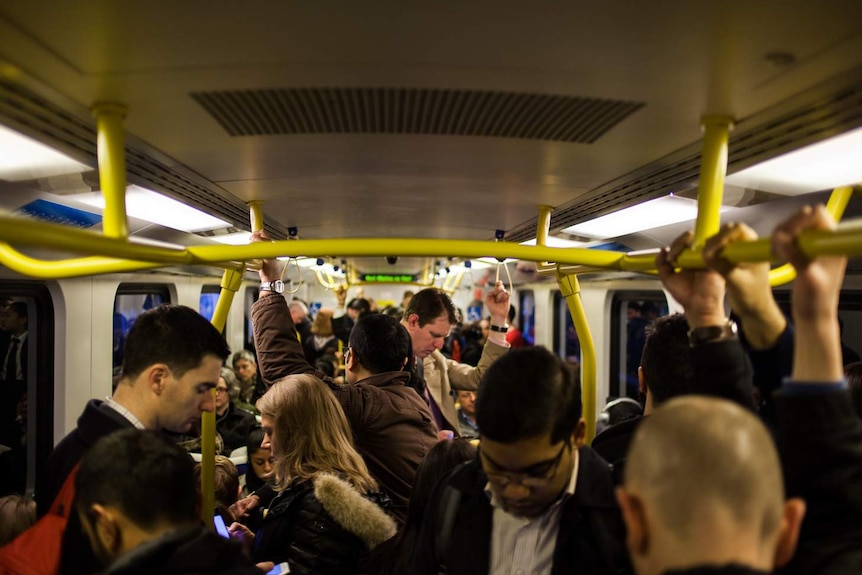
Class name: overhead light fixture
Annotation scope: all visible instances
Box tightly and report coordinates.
[520,237,588,248]
[73,185,230,233]
[209,231,251,245]
[0,124,90,181]
[450,257,516,272]
[561,195,725,240]
[725,126,862,195]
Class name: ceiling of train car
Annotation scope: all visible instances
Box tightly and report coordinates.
[0,1,861,275]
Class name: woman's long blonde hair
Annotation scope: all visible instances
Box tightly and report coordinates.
[310,308,334,337]
[256,374,377,493]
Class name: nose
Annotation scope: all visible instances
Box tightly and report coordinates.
[501,481,530,502]
[434,337,445,350]
[261,435,271,450]
[263,460,273,474]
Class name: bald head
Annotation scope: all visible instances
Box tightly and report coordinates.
[626,396,783,543]
[618,396,804,575]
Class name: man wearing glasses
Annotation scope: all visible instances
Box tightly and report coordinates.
[410,346,629,575]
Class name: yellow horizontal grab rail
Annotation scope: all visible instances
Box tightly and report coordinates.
[0,243,166,278]
[1,213,860,280]
[617,219,862,272]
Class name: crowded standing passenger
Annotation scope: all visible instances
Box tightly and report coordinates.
[303,307,338,364]
[38,304,230,575]
[74,429,260,575]
[402,286,510,438]
[410,345,630,575]
[231,349,264,409]
[250,230,438,524]
[237,375,396,574]
[215,367,258,455]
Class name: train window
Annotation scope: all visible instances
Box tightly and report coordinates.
[112,284,170,375]
[609,292,669,400]
[0,283,54,498]
[553,291,581,370]
[199,285,221,322]
[517,290,536,346]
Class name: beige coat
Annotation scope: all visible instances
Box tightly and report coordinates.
[422,341,508,434]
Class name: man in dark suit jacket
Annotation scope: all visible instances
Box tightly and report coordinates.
[410,346,630,575]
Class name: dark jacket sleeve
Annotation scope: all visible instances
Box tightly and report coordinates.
[738,319,795,421]
[688,338,757,412]
[774,389,862,575]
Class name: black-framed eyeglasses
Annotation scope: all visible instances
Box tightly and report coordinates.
[215,387,229,394]
[481,442,570,488]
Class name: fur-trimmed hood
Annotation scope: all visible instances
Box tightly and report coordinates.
[312,473,397,550]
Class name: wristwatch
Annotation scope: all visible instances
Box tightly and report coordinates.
[260,280,285,294]
[688,320,738,347]
[489,324,509,333]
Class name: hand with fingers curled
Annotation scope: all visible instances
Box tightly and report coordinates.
[655,230,726,328]
[250,230,280,283]
[772,204,846,382]
[702,222,787,349]
[484,280,511,325]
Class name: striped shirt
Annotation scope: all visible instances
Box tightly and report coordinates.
[487,451,580,575]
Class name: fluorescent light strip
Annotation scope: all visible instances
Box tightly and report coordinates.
[562,195,717,240]
[520,237,588,248]
[726,126,862,196]
[0,124,90,181]
[74,185,230,233]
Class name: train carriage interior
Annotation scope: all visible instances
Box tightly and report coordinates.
[0,0,861,509]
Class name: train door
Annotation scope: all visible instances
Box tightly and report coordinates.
[0,282,54,498]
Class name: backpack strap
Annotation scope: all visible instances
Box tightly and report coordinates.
[433,462,469,575]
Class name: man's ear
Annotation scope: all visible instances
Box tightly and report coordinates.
[91,503,122,559]
[406,313,420,329]
[638,366,646,395]
[147,364,170,395]
[616,487,649,558]
[572,418,587,448]
[774,497,806,567]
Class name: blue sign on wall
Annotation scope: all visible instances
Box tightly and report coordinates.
[17,199,102,229]
[466,305,483,322]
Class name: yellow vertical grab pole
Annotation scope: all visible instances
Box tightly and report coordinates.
[92,103,129,239]
[693,116,733,247]
[558,274,597,443]
[200,205,261,526]
[536,204,596,443]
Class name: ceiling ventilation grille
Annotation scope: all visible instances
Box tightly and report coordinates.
[191,87,645,143]
[507,81,862,243]
[0,81,288,239]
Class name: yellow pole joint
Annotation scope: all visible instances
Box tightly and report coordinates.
[693,115,734,247]
[92,103,129,239]
[536,205,554,248]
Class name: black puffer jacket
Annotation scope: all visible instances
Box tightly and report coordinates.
[252,473,397,575]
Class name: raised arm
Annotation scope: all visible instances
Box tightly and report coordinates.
[447,281,510,390]
[773,205,845,382]
[770,205,861,574]
[657,230,755,410]
[250,230,318,386]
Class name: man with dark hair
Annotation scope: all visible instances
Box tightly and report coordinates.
[38,304,230,575]
[76,429,260,575]
[402,286,510,436]
[592,314,695,474]
[410,346,630,575]
[248,232,438,524]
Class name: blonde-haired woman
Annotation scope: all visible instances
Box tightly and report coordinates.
[249,374,396,574]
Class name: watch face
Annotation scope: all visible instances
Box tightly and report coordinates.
[272,280,284,293]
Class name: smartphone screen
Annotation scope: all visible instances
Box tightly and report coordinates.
[213,515,230,539]
[266,562,290,575]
